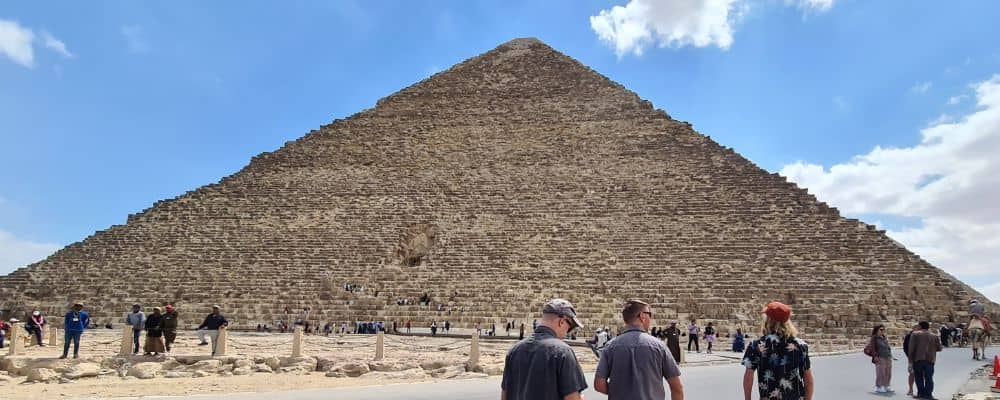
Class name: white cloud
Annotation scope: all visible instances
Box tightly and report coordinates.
[0,229,61,275]
[910,81,932,94]
[787,0,835,13]
[978,282,1000,303]
[121,25,150,53]
[780,75,1000,290]
[41,30,73,58]
[947,94,968,105]
[0,18,35,68]
[590,0,833,57]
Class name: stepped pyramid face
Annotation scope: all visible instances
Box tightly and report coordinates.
[1,38,994,337]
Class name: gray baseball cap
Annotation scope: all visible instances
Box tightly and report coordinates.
[542,298,583,329]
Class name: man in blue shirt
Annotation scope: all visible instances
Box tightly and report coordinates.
[594,299,684,400]
[501,299,588,400]
[60,302,90,359]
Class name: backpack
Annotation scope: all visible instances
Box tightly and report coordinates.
[863,337,876,357]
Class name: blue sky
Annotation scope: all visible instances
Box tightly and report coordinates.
[2,1,1000,299]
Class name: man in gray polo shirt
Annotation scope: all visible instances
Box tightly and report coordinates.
[501,298,588,400]
[595,299,684,400]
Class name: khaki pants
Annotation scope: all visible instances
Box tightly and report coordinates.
[197,329,220,355]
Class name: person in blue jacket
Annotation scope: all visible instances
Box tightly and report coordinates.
[60,302,90,359]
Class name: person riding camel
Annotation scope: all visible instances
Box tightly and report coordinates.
[969,299,991,334]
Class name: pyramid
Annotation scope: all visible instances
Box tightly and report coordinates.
[1,38,994,340]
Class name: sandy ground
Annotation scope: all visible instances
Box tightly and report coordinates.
[1,329,607,399]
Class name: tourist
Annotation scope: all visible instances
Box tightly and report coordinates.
[196,305,229,356]
[0,318,8,348]
[60,302,89,359]
[501,299,588,400]
[405,320,411,334]
[26,310,45,346]
[865,324,894,393]
[902,323,919,396]
[742,301,813,400]
[665,322,682,362]
[596,327,610,349]
[126,304,146,355]
[594,299,683,399]
[144,307,166,356]
[939,324,950,347]
[519,323,525,340]
[506,321,512,335]
[445,320,451,332]
[687,320,700,353]
[162,304,178,353]
[704,322,716,354]
[909,321,942,399]
[732,328,745,352]
[491,323,496,337]
[431,320,438,336]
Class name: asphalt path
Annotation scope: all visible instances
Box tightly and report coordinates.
[150,346,996,400]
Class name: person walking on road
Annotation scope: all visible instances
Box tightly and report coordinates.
[908,321,942,399]
[742,301,813,400]
[687,320,700,353]
[703,322,716,354]
[60,302,89,359]
[501,298,587,400]
[125,304,146,355]
[594,299,684,400]
[866,324,895,394]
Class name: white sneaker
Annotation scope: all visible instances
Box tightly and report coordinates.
[875,387,886,393]
[885,387,895,393]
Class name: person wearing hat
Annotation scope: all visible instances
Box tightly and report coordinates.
[594,299,683,400]
[742,301,813,400]
[143,307,166,356]
[161,304,179,353]
[501,298,588,400]
[26,310,46,346]
[196,305,229,356]
[125,303,146,355]
[59,302,89,359]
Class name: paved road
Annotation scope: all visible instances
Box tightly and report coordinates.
[151,346,996,400]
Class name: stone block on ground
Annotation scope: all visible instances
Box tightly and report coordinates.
[127,363,162,379]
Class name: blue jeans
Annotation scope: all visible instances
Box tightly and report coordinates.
[914,360,935,397]
[63,330,82,356]
[132,329,142,353]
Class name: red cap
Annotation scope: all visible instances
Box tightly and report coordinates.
[165,304,174,310]
[762,301,791,322]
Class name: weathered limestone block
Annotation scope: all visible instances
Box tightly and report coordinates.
[25,367,59,382]
[62,363,102,379]
[128,363,162,379]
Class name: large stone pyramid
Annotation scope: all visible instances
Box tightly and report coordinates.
[1,38,993,339]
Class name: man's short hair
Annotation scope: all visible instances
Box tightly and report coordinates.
[918,321,930,330]
[622,299,649,323]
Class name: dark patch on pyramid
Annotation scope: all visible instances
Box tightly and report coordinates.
[1,38,994,338]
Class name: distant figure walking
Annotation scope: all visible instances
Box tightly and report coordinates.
[126,304,146,355]
[594,299,683,400]
[908,321,942,399]
[742,301,813,400]
[59,302,89,359]
[865,324,894,394]
[704,322,716,354]
[501,299,587,400]
[687,320,700,353]
[162,304,179,353]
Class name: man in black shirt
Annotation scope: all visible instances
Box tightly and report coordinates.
[196,305,228,356]
[502,299,587,400]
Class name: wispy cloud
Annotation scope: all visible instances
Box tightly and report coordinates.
[947,95,968,105]
[0,18,36,68]
[910,81,932,94]
[41,30,73,58]
[121,25,150,53]
[0,229,61,275]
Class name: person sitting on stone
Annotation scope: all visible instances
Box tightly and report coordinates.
[196,305,229,356]
[143,307,166,356]
[26,310,45,346]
